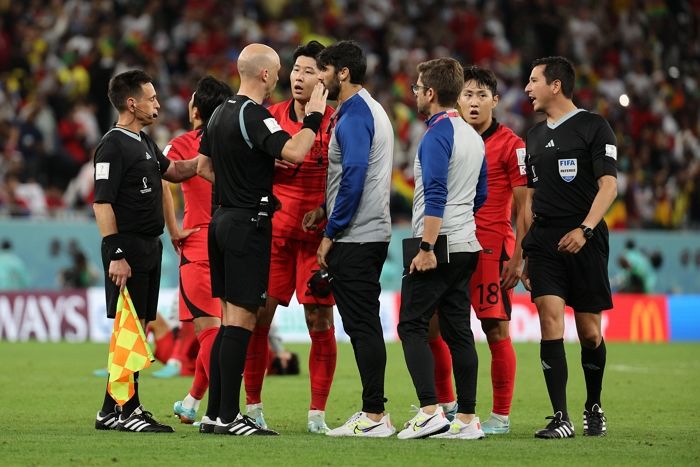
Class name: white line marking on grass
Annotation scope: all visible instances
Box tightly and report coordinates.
[609,364,689,376]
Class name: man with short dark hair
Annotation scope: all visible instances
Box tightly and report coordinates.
[242,40,337,434]
[303,40,395,437]
[428,65,530,434]
[396,57,487,440]
[161,75,233,425]
[195,43,327,436]
[93,69,200,433]
[523,56,617,439]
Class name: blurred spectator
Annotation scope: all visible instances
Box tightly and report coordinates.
[613,239,663,294]
[1,172,46,217]
[0,238,30,290]
[58,249,99,289]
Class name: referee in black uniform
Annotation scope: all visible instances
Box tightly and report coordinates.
[522,57,617,439]
[195,43,328,436]
[93,70,200,433]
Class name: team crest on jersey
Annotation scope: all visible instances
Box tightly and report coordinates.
[558,158,577,182]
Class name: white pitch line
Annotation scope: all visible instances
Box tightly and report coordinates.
[608,364,690,376]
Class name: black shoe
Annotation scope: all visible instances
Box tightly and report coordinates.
[583,404,607,436]
[117,406,174,433]
[198,415,216,434]
[95,405,120,430]
[534,411,575,439]
[213,413,279,436]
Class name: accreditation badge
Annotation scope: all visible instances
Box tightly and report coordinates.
[558,158,577,182]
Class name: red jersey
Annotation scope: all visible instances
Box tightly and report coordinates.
[268,100,335,242]
[475,121,528,255]
[164,129,211,262]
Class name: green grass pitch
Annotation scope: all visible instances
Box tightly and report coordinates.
[1,341,699,466]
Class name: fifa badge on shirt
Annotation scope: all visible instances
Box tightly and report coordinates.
[263,118,283,133]
[558,158,577,182]
[605,144,617,160]
[95,162,110,180]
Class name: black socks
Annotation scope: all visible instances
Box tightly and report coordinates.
[205,326,225,420]
[101,371,140,416]
[218,326,253,423]
[540,338,568,419]
[581,338,606,411]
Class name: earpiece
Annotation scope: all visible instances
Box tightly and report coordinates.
[133,104,157,119]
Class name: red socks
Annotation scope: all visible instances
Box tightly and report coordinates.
[430,333,516,415]
[243,325,337,409]
[244,325,270,405]
[309,327,337,410]
[171,321,197,373]
[489,337,516,416]
[153,330,174,364]
[189,326,218,400]
[429,335,455,404]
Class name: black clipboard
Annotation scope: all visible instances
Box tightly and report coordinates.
[402,235,449,269]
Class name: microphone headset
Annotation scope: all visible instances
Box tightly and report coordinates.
[132,104,157,119]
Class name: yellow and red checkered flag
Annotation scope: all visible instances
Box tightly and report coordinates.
[107,287,155,405]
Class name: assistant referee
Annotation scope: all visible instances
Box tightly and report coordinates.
[522,56,617,439]
[93,70,200,433]
[195,43,328,436]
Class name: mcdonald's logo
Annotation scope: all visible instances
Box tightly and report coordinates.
[630,300,667,342]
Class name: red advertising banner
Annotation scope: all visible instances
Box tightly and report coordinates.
[604,294,669,343]
[490,294,669,343]
[0,290,90,342]
[390,293,669,343]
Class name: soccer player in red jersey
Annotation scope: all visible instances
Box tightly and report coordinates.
[429,65,531,434]
[242,41,337,434]
[162,76,233,425]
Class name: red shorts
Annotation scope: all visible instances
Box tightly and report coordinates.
[268,236,335,307]
[469,254,513,321]
[179,259,221,321]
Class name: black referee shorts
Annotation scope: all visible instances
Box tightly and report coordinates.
[522,220,612,313]
[208,207,271,309]
[101,234,162,322]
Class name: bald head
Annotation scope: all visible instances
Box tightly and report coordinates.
[238,43,280,79]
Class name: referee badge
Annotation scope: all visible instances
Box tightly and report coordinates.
[558,158,577,182]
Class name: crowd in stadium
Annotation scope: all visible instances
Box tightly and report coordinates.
[1,0,698,229]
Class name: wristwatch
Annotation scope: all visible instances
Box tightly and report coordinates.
[579,225,594,239]
[419,241,434,252]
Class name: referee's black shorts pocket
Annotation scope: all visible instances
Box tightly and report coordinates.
[223,221,254,256]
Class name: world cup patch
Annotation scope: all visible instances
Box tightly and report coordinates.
[263,118,283,134]
[558,158,577,182]
[95,162,110,180]
[605,144,617,160]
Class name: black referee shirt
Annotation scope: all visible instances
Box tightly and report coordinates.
[93,127,171,236]
[525,110,617,218]
[199,95,292,210]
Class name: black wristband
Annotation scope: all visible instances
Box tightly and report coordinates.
[302,112,323,134]
[579,224,594,239]
[103,234,126,260]
[419,241,434,252]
